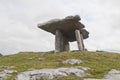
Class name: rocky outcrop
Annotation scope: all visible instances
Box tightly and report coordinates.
[62,59,82,65]
[0,66,15,69]
[84,69,120,80]
[14,67,89,80]
[0,70,17,79]
[104,69,120,79]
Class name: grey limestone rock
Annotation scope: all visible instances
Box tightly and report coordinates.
[14,67,89,80]
[0,66,15,69]
[75,66,91,71]
[103,69,120,79]
[84,69,120,80]
[62,59,82,65]
[0,69,17,79]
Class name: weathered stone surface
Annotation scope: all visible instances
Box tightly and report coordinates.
[0,53,2,56]
[84,69,120,80]
[55,30,70,52]
[75,66,91,71]
[84,79,110,80]
[3,70,17,74]
[14,67,89,80]
[62,59,82,65]
[0,69,17,79]
[104,69,120,79]
[75,30,84,50]
[38,15,89,42]
[0,66,15,69]
[81,29,89,39]
[0,72,7,78]
[55,30,64,52]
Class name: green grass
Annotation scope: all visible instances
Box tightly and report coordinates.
[0,51,120,80]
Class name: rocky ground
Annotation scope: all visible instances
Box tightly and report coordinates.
[0,66,17,80]
[0,51,120,80]
[85,69,120,80]
[0,59,120,80]
[14,59,89,80]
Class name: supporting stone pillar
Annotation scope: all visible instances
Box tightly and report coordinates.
[55,30,63,52]
[55,30,70,52]
[63,38,70,51]
[80,34,85,50]
[75,30,84,51]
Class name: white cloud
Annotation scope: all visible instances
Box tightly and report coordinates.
[0,0,120,55]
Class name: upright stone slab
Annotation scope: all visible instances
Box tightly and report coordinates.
[80,33,85,50]
[63,37,70,52]
[55,30,70,52]
[75,30,84,51]
[55,30,63,52]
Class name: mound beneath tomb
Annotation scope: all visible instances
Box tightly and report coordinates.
[0,51,120,80]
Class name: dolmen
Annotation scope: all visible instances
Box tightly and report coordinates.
[38,15,89,52]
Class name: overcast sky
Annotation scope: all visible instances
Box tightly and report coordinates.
[0,0,120,55]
